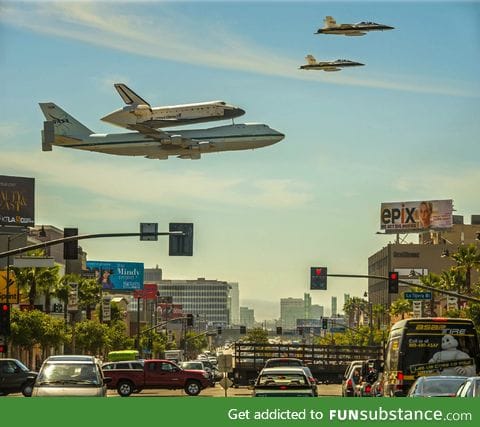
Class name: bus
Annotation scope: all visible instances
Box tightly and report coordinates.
[382,317,479,397]
[107,350,140,362]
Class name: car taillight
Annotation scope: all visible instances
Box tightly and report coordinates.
[309,377,316,384]
[365,384,372,393]
[279,386,287,390]
[347,379,353,389]
[395,371,404,390]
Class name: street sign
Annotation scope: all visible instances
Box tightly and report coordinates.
[102,296,112,322]
[404,292,432,300]
[217,354,233,372]
[67,283,78,311]
[412,301,423,317]
[218,376,233,390]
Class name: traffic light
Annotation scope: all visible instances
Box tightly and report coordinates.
[239,325,247,334]
[217,326,222,335]
[0,344,7,354]
[0,303,11,336]
[63,227,79,260]
[310,267,327,290]
[169,223,193,256]
[388,271,399,294]
[322,318,328,330]
[186,313,194,327]
[276,326,283,335]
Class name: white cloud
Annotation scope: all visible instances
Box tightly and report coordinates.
[1,2,477,97]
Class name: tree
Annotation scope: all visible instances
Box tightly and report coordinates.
[242,327,268,343]
[11,249,60,309]
[74,319,109,355]
[418,272,442,316]
[389,299,412,320]
[451,244,480,295]
[343,296,366,328]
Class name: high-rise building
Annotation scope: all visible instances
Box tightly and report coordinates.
[331,296,337,317]
[228,282,240,326]
[240,307,255,328]
[157,277,230,326]
[310,304,324,319]
[280,297,304,329]
[144,265,163,282]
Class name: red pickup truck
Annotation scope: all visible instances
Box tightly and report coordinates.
[105,359,211,396]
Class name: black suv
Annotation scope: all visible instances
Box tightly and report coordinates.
[0,358,37,397]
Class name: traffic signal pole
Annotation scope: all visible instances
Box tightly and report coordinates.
[327,273,480,304]
[0,231,185,260]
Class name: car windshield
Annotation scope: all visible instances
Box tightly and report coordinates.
[37,363,101,385]
[15,360,30,372]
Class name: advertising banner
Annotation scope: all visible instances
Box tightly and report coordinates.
[380,199,453,233]
[0,175,35,227]
[86,261,144,291]
[0,270,18,303]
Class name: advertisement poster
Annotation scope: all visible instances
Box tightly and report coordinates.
[86,261,144,291]
[0,175,35,227]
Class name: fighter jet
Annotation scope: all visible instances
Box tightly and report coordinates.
[40,103,284,160]
[299,55,364,72]
[316,16,394,36]
[101,83,245,130]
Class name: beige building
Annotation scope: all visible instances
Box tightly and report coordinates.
[368,216,480,317]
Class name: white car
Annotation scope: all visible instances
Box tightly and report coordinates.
[252,367,315,397]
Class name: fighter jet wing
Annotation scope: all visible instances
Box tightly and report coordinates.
[129,123,192,147]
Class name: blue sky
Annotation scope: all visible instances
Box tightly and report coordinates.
[1,1,479,320]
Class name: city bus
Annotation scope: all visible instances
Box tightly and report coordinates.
[382,317,479,397]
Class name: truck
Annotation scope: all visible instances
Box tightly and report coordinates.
[106,359,211,396]
[230,342,383,386]
[163,349,184,363]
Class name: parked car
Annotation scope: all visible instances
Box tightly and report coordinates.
[180,360,214,385]
[263,358,317,396]
[455,377,480,397]
[406,375,468,397]
[341,360,364,397]
[0,358,37,397]
[252,367,315,397]
[32,355,110,397]
[106,359,211,397]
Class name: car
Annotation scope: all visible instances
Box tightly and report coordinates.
[455,376,480,397]
[102,360,144,371]
[341,360,364,397]
[180,360,215,385]
[252,367,315,397]
[0,358,37,397]
[32,355,111,397]
[406,375,468,397]
[263,358,317,396]
[354,359,382,397]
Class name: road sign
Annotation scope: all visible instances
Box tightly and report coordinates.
[218,376,233,390]
[404,292,432,300]
[217,354,233,372]
[67,283,79,311]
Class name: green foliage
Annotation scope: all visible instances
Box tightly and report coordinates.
[74,319,110,355]
[242,327,268,343]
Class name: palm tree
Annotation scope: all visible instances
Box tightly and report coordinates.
[343,296,366,328]
[451,244,480,295]
[389,299,412,320]
[419,272,442,316]
[11,249,60,309]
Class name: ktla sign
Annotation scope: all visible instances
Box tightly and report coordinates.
[380,199,453,233]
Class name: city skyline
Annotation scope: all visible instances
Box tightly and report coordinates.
[1,1,479,320]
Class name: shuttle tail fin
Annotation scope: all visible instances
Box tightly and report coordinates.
[305,55,317,65]
[39,102,93,142]
[114,83,150,106]
[324,16,337,28]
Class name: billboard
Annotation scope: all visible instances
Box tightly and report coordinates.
[0,175,35,227]
[380,199,453,233]
[86,261,144,291]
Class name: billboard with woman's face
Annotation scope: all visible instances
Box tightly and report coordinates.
[380,199,453,233]
[86,261,144,291]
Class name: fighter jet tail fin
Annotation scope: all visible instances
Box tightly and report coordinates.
[114,83,150,107]
[39,103,93,142]
[324,16,337,28]
[305,55,317,65]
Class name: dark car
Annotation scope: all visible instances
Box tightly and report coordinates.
[0,358,37,397]
[456,377,480,397]
[407,375,468,397]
